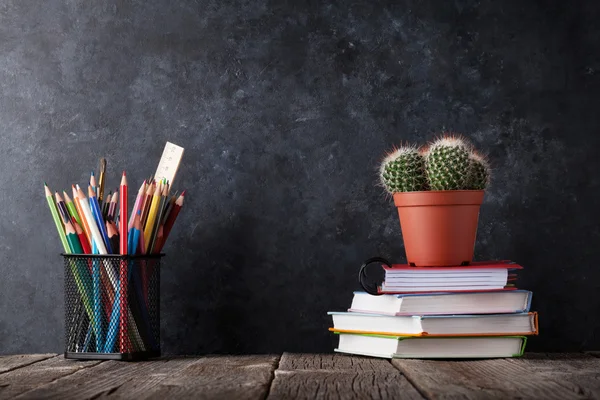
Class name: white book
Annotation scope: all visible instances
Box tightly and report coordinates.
[377,262,521,294]
[328,312,538,336]
[349,290,532,315]
[334,334,527,359]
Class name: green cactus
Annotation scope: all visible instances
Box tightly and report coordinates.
[466,151,490,190]
[424,136,471,190]
[380,146,428,193]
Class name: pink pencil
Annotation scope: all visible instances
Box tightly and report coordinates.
[128,180,147,231]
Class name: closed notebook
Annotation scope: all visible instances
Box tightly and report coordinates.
[328,311,538,336]
[334,333,527,359]
[349,290,532,315]
[380,261,522,293]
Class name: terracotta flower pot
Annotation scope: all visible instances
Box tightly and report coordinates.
[393,190,485,267]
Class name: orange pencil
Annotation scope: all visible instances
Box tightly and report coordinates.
[72,185,93,244]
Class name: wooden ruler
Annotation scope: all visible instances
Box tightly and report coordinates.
[153,141,184,185]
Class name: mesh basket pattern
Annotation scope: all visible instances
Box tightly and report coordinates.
[63,254,162,360]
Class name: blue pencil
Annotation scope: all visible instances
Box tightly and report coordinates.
[103,277,120,353]
[88,185,112,254]
[106,211,143,352]
[91,241,103,352]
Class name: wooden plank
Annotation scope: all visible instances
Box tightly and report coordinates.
[96,357,213,399]
[0,354,56,375]
[392,353,600,399]
[15,355,278,400]
[12,357,195,400]
[0,356,101,399]
[267,353,423,399]
[141,355,279,400]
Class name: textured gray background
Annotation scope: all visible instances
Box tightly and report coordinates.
[1,0,599,354]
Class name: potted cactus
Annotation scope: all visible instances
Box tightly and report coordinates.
[380,135,490,267]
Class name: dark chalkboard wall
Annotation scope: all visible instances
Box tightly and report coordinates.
[1,0,599,354]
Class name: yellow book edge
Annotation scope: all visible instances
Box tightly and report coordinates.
[329,312,539,337]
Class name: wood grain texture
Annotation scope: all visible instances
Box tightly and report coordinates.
[13,359,165,399]
[12,357,214,400]
[392,353,600,400]
[141,355,279,400]
[0,354,56,375]
[0,356,101,399]
[267,353,423,399]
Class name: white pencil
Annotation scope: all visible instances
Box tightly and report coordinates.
[75,185,108,255]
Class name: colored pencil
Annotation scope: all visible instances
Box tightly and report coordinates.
[119,173,128,254]
[102,190,112,220]
[73,220,91,254]
[107,191,118,222]
[143,183,162,253]
[148,183,167,254]
[119,174,130,354]
[106,221,120,255]
[55,192,71,225]
[88,185,113,254]
[128,181,147,231]
[159,192,178,227]
[98,158,107,205]
[65,220,83,254]
[45,183,69,253]
[72,185,93,245]
[63,191,83,228]
[140,181,155,228]
[75,186,108,254]
[91,241,103,351]
[161,191,185,246]
[153,225,164,254]
[129,213,156,350]
[128,211,141,255]
[90,171,98,195]
[103,220,120,353]
[64,218,97,348]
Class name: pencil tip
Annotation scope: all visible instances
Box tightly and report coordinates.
[44,181,47,186]
[91,171,94,176]
[122,170,126,176]
[181,190,186,196]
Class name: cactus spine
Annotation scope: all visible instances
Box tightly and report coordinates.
[424,136,471,190]
[380,146,428,193]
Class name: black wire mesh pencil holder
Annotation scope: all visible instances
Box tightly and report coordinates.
[62,254,163,361]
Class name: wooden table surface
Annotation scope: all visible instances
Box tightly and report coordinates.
[1,353,600,399]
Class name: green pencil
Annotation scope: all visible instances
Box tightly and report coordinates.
[64,219,97,344]
[45,183,69,253]
[63,190,83,228]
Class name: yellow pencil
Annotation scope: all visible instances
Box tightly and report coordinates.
[143,182,162,253]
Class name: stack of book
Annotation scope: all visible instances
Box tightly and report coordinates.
[328,260,538,359]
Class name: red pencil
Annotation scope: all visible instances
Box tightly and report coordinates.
[73,219,91,254]
[119,172,128,254]
[119,172,128,354]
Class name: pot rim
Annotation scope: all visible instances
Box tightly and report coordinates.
[393,189,485,207]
